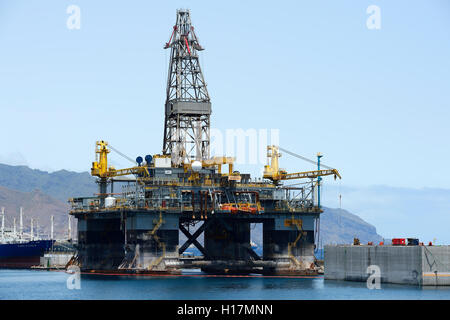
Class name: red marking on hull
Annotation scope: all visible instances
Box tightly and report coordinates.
[77,270,322,279]
[0,256,41,268]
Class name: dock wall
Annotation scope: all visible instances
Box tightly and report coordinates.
[422,246,450,286]
[40,253,74,268]
[325,245,450,286]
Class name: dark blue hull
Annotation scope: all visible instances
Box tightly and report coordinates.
[0,240,55,268]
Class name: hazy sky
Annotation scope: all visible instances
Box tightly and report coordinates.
[1,0,450,191]
[322,184,450,243]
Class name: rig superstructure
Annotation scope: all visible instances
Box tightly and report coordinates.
[68,9,341,275]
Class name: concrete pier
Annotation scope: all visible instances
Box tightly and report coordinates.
[325,245,450,286]
[37,253,74,269]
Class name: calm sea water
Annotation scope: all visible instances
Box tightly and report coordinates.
[1,269,450,300]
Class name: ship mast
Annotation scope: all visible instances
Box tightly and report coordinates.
[30,218,34,241]
[1,207,4,241]
[163,9,211,166]
[19,207,23,240]
[68,216,72,241]
[51,215,54,240]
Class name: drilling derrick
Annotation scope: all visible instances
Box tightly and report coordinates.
[68,9,341,277]
[163,9,211,166]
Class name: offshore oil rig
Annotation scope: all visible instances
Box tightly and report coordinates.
[68,9,341,275]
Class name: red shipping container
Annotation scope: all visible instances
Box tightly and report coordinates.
[392,238,406,246]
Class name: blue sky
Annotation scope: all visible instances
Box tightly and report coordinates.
[1,0,449,192]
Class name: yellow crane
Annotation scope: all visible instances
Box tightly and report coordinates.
[91,141,150,179]
[263,145,341,182]
[90,141,151,207]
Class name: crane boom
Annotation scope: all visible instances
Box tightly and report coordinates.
[263,145,341,182]
[280,169,341,181]
[103,166,149,178]
[91,141,150,178]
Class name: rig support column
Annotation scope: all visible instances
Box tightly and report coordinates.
[120,211,181,273]
[99,178,107,208]
[77,214,125,271]
[263,215,318,275]
[202,218,253,273]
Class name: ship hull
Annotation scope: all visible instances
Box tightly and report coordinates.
[0,240,55,268]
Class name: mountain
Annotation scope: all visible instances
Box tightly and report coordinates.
[319,207,383,244]
[0,186,72,239]
[0,163,96,202]
[246,207,382,248]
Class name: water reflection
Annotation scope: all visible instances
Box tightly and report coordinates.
[4,270,450,300]
[262,278,321,290]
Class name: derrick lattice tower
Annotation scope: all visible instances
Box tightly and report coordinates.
[163,9,211,166]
